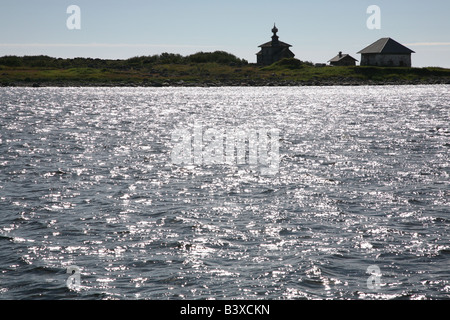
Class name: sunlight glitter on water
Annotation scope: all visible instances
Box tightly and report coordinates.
[0,85,449,300]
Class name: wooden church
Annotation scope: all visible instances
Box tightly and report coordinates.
[256,24,295,66]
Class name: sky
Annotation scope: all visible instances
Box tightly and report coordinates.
[0,0,449,67]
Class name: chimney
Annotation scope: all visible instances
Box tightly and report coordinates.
[339,51,342,58]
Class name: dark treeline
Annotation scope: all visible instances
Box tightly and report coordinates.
[0,51,249,69]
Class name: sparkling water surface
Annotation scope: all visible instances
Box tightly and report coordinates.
[0,86,449,300]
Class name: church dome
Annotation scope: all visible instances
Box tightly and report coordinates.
[272,24,278,35]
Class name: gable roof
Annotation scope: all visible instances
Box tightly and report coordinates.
[328,53,358,62]
[358,38,415,54]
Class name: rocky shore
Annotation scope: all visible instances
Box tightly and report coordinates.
[2,77,450,88]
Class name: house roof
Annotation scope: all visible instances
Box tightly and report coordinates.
[258,40,292,48]
[328,53,358,62]
[358,37,415,54]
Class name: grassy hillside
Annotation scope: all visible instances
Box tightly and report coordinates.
[1,54,449,87]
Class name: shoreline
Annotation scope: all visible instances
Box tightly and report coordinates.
[2,78,449,88]
[2,55,450,88]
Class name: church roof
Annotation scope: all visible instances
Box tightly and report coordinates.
[258,40,292,48]
[358,38,415,54]
[256,46,294,56]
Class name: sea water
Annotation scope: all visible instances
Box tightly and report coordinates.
[0,85,448,300]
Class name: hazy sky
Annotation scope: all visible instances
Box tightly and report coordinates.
[0,0,449,67]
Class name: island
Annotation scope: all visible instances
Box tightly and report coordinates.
[1,52,449,87]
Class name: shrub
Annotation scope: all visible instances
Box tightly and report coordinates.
[186,51,248,66]
[0,56,23,67]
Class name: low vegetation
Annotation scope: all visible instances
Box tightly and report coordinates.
[0,53,449,87]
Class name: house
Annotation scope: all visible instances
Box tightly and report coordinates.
[256,24,295,66]
[358,38,415,67]
[328,52,358,66]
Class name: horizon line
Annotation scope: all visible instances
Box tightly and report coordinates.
[0,43,222,49]
[405,42,450,46]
